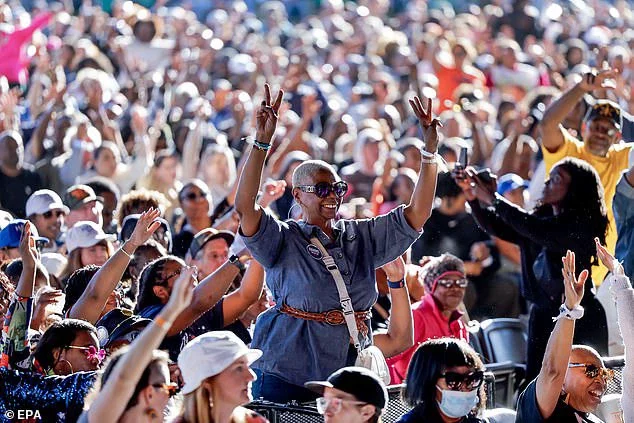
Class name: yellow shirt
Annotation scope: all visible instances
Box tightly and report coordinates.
[542,127,634,284]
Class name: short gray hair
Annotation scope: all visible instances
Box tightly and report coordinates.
[291,160,339,187]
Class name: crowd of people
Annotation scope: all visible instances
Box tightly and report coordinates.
[1,0,634,422]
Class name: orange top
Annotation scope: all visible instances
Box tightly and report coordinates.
[435,64,485,112]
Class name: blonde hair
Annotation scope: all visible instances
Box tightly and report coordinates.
[179,378,252,423]
[181,377,216,423]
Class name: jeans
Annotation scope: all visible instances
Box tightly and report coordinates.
[252,370,319,405]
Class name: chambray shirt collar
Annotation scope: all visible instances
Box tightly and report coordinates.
[296,219,356,243]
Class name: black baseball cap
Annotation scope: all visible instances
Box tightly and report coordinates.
[96,308,151,348]
[584,99,622,130]
[305,367,388,410]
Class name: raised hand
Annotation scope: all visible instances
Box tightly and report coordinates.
[259,179,287,208]
[579,68,618,92]
[452,166,476,201]
[466,167,497,205]
[562,250,587,310]
[163,266,196,317]
[19,222,39,268]
[382,256,406,282]
[595,238,624,276]
[409,96,442,153]
[30,288,65,330]
[130,105,149,136]
[212,209,240,233]
[125,208,162,251]
[255,83,284,144]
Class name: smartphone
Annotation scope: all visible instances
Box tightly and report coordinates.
[457,147,468,169]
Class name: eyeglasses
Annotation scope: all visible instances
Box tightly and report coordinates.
[156,268,182,287]
[152,382,179,397]
[66,345,106,364]
[436,279,469,289]
[439,370,484,390]
[568,363,615,382]
[316,397,367,415]
[43,210,65,219]
[297,181,349,198]
[182,191,208,201]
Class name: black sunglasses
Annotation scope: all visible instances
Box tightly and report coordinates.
[182,191,208,202]
[43,210,65,219]
[439,370,484,390]
[297,181,348,198]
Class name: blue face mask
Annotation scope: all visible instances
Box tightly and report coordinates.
[436,385,479,418]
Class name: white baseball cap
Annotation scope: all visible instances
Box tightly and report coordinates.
[41,253,68,278]
[178,331,262,395]
[65,221,115,253]
[26,190,70,217]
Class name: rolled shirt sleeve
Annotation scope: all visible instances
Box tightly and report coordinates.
[241,209,287,268]
[356,205,423,267]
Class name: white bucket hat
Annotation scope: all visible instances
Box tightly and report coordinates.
[178,331,262,395]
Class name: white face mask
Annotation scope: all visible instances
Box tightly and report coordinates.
[436,385,479,418]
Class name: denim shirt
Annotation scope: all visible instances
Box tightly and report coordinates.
[614,172,634,277]
[243,205,421,386]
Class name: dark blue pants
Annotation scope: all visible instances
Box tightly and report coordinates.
[252,369,319,404]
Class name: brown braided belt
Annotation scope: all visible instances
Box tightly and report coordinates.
[280,303,372,337]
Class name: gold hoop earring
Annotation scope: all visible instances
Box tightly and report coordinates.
[56,358,74,375]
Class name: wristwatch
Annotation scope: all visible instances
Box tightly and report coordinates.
[387,278,406,289]
[229,254,246,272]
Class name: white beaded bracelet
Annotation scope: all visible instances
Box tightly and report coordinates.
[552,304,584,322]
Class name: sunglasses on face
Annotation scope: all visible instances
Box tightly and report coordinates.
[182,191,208,201]
[152,382,179,397]
[316,397,367,415]
[439,370,484,390]
[66,345,106,364]
[568,363,614,382]
[297,181,349,198]
[436,278,469,289]
[43,210,65,219]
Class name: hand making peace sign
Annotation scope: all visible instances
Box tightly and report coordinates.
[409,96,442,153]
[255,83,284,144]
